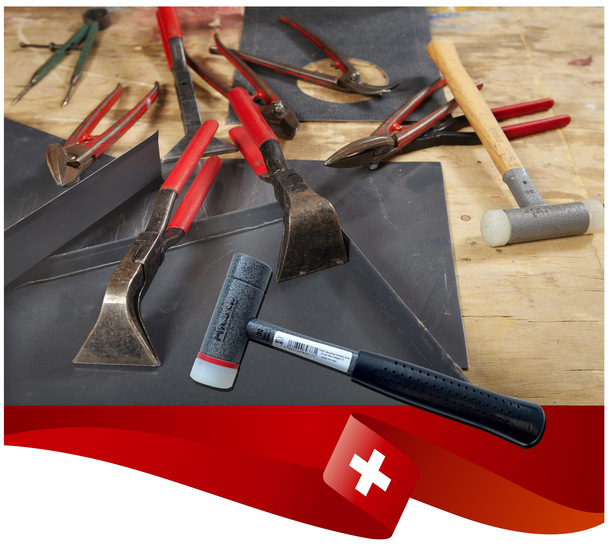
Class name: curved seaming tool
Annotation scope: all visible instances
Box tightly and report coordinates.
[186,33,299,140]
[325,77,572,169]
[73,120,223,367]
[156,7,236,164]
[228,87,348,283]
[46,82,159,186]
[12,8,111,107]
[210,15,398,96]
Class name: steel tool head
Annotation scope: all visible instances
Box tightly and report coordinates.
[73,259,161,366]
[191,253,272,389]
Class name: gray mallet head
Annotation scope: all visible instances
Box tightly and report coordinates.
[190,253,272,389]
[480,168,604,247]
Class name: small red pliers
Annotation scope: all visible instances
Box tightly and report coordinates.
[46,82,159,186]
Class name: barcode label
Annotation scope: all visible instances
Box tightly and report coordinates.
[273,331,352,373]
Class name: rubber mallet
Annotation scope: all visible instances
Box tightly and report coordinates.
[427,39,603,247]
[191,253,546,448]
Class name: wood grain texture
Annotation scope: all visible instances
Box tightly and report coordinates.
[4,6,603,404]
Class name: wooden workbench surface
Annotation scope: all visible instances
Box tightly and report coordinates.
[4,6,603,405]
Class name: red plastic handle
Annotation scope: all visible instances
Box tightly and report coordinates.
[162,120,219,194]
[229,126,267,177]
[491,98,555,121]
[156,9,173,69]
[228,87,277,149]
[168,155,222,232]
[502,115,571,139]
[158,7,183,39]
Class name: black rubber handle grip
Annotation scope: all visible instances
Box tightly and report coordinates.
[351,351,546,448]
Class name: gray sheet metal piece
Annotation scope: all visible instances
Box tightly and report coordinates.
[230,7,446,122]
[5,159,469,405]
[3,118,161,285]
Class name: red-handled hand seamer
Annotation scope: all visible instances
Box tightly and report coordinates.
[74,120,223,367]
[46,82,159,186]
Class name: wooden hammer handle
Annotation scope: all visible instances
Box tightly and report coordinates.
[427,39,523,174]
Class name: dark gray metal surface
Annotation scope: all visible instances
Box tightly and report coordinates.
[5,158,469,405]
[3,118,161,284]
[230,7,445,122]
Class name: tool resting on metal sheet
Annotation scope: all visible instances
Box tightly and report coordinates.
[211,15,398,96]
[156,6,236,163]
[46,82,159,186]
[191,253,546,449]
[12,8,110,107]
[186,33,299,140]
[427,39,603,247]
[325,78,572,169]
[74,121,222,367]
[228,86,348,282]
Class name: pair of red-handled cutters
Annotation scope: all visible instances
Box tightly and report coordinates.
[325,77,571,169]
[210,15,398,96]
[73,120,223,367]
[186,33,299,140]
[156,7,236,163]
[45,82,159,186]
[227,87,348,283]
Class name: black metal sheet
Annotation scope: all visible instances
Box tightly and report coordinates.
[3,118,161,284]
[229,7,445,122]
[4,159,469,406]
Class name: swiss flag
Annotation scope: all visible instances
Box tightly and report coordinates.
[323,414,420,530]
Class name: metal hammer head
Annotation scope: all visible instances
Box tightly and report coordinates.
[190,253,272,389]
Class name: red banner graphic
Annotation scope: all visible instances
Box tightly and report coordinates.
[3,405,603,538]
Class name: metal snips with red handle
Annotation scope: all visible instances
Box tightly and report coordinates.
[325,78,571,169]
[46,82,159,186]
[210,15,398,96]
[186,33,299,140]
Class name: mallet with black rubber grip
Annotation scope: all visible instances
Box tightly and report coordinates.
[191,253,546,448]
[427,39,603,247]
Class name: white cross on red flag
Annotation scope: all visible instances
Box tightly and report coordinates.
[323,414,420,530]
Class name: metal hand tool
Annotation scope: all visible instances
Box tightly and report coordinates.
[19,41,82,51]
[12,8,110,107]
[228,87,348,282]
[73,120,223,367]
[210,15,399,96]
[191,253,546,448]
[325,78,572,169]
[186,33,299,140]
[156,7,236,164]
[428,39,603,247]
[46,82,159,186]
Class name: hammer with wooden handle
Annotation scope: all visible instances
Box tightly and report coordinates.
[427,39,603,247]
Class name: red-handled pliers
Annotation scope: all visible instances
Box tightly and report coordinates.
[325,78,571,169]
[74,120,223,367]
[211,15,398,96]
[186,33,300,141]
[156,7,236,163]
[45,82,159,186]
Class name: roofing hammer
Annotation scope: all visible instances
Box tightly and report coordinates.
[428,39,604,247]
[191,253,546,448]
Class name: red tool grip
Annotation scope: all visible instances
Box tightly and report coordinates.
[156,9,173,69]
[158,7,183,39]
[229,126,268,177]
[228,87,278,149]
[502,115,571,140]
[491,98,555,121]
[162,120,219,195]
[168,155,222,233]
